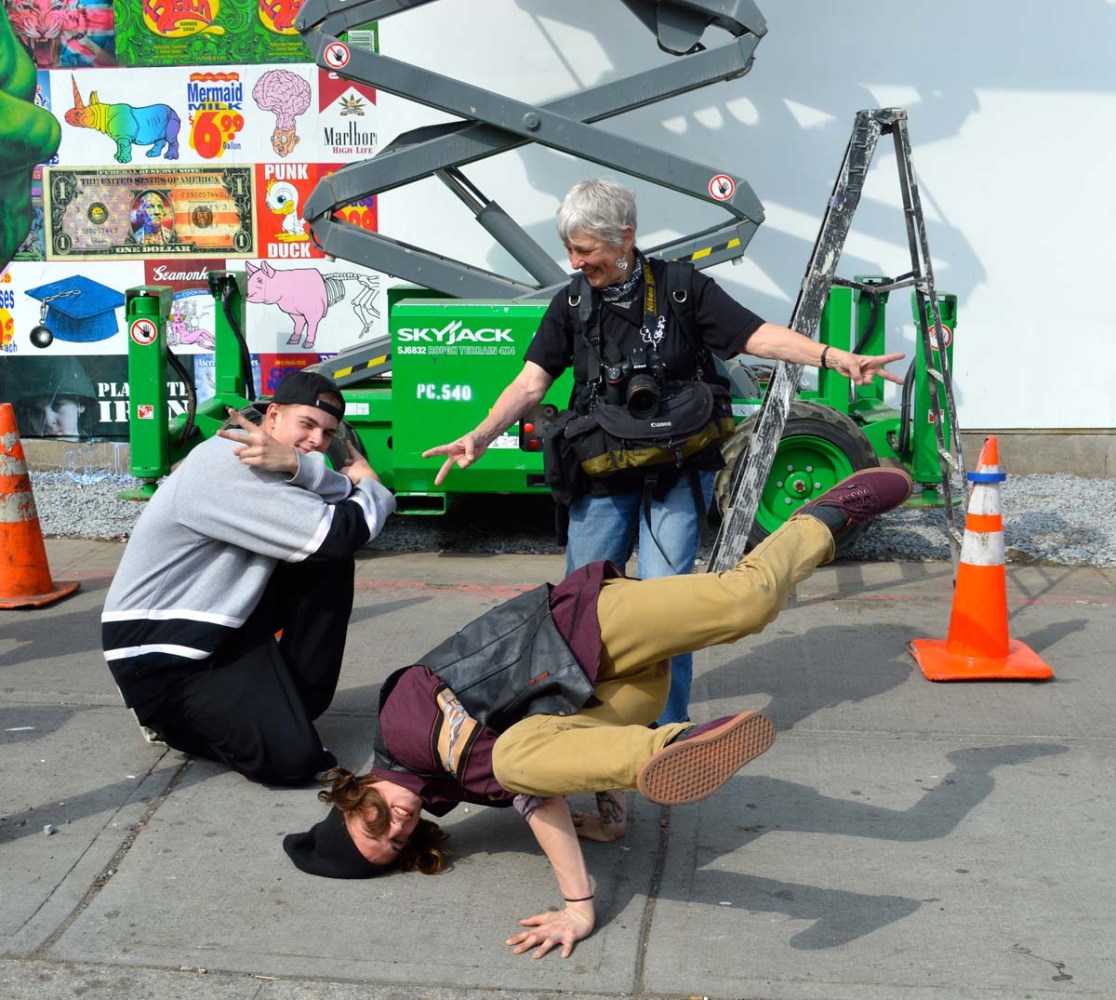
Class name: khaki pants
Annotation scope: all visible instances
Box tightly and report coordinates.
[491,515,834,796]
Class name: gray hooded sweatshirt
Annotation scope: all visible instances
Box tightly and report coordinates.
[101,435,395,712]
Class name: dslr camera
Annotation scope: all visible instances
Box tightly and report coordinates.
[603,347,666,418]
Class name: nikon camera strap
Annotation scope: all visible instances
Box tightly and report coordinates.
[569,250,664,396]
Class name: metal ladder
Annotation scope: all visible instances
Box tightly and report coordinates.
[295,0,769,301]
[709,107,965,572]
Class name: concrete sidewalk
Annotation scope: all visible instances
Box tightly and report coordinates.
[1,540,1113,1000]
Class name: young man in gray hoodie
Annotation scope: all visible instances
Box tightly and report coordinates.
[102,371,395,785]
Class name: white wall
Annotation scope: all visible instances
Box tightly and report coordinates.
[374,0,1116,430]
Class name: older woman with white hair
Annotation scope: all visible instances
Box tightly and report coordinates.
[425,178,904,739]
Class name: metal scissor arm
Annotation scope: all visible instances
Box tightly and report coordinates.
[299,33,766,218]
[619,0,767,53]
[296,0,441,35]
[305,37,764,208]
[298,0,767,48]
[296,0,768,298]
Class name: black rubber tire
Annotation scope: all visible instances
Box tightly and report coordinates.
[326,418,368,469]
[714,400,879,556]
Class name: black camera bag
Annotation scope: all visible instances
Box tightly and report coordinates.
[541,408,588,506]
[561,379,734,477]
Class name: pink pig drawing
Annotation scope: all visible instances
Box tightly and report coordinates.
[246,261,326,349]
[245,261,380,350]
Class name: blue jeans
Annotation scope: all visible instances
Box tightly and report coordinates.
[565,469,715,726]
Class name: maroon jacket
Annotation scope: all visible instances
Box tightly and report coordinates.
[369,560,623,815]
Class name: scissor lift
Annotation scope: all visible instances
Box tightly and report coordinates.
[296,0,769,304]
[293,2,963,555]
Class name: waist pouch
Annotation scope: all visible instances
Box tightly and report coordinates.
[542,409,587,506]
[557,381,735,480]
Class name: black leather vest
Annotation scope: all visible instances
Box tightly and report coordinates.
[418,584,593,732]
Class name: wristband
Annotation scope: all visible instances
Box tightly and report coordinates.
[563,894,594,903]
[820,346,831,370]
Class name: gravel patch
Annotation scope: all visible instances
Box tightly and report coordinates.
[29,470,1116,567]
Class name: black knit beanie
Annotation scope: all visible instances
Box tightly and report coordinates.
[283,808,386,879]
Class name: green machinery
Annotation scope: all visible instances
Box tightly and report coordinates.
[124,274,954,535]
[713,282,956,551]
[122,273,257,499]
[124,2,963,554]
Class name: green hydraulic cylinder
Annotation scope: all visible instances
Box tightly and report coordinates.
[122,285,174,499]
[207,271,250,398]
[815,277,892,415]
[851,276,892,406]
[815,285,853,415]
[907,291,958,502]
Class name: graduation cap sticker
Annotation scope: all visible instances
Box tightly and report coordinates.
[25,275,125,348]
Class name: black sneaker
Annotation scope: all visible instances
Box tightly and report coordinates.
[796,467,913,540]
[314,748,339,782]
[636,711,775,806]
[131,709,167,747]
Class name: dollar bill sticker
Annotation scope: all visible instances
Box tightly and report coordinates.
[44,166,255,259]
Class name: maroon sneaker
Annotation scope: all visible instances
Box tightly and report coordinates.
[637,711,775,806]
[796,467,913,539]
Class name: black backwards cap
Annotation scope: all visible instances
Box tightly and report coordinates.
[283,808,386,879]
[270,370,345,421]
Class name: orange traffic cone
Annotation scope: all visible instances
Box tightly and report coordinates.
[907,436,1053,681]
[0,403,80,609]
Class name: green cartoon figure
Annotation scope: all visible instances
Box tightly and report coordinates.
[0,5,61,270]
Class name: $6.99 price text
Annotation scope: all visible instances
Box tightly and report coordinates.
[191,110,245,159]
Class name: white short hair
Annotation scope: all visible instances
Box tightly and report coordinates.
[556,178,637,247]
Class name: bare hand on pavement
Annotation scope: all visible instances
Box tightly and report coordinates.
[506,904,594,959]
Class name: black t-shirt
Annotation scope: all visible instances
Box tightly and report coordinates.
[524,255,766,494]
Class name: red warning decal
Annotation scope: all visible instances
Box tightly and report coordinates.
[130,318,158,346]
[930,324,953,350]
[324,42,351,70]
[709,174,735,201]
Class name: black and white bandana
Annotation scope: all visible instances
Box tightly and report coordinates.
[599,267,642,309]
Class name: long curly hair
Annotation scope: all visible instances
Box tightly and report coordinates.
[317,768,452,875]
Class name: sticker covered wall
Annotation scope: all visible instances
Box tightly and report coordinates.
[245,258,381,354]
[5,0,116,69]
[44,164,256,260]
[256,162,377,259]
[0,6,385,445]
[115,0,310,67]
[52,64,370,166]
[114,2,377,67]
